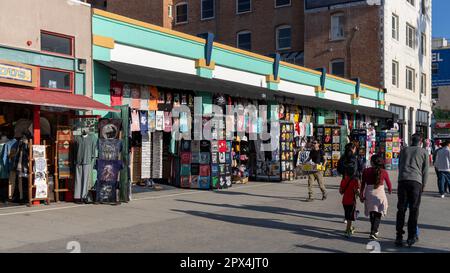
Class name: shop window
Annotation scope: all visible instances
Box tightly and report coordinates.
[330,59,345,78]
[40,69,72,92]
[237,0,251,14]
[175,2,188,24]
[276,25,291,50]
[331,13,345,40]
[201,0,215,20]
[237,31,251,51]
[275,0,291,8]
[41,31,73,56]
[389,104,405,121]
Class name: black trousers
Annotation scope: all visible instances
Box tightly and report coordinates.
[396,180,422,239]
[369,211,382,235]
[0,179,8,202]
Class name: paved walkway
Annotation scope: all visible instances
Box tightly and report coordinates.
[0,170,449,253]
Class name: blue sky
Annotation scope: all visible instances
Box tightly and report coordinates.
[433,0,450,38]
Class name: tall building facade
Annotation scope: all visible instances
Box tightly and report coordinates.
[87,0,305,64]
[304,0,433,143]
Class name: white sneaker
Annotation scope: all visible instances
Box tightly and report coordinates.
[344,219,347,224]
[441,194,445,199]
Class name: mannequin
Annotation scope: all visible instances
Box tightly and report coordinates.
[12,135,30,203]
[74,129,97,204]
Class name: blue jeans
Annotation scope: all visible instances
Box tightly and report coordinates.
[438,171,450,195]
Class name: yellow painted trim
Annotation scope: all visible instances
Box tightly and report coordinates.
[280,61,322,75]
[378,100,385,105]
[93,9,274,63]
[195,59,215,70]
[361,83,382,92]
[327,74,356,85]
[351,94,360,100]
[93,9,206,44]
[93,35,115,49]
[266,75,280,83]
[315,86,326,93]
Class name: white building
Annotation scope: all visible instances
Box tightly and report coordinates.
[383,0,432,143]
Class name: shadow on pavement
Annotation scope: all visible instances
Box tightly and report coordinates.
[175,199,345,224]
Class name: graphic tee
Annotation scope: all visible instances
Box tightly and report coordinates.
[140,110,149,135]
[131,110,141,132]
[96,159,123,182]
[98,119,122,139]
[98,139,123,160]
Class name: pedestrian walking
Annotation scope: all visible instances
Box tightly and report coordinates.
[360,154,393,240]
[305,140,327,202]
[395,133,429,247]
[433,141,446,195]
[434,140,450,198]
[338,143,362,238]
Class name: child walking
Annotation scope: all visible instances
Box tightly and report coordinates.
[360,154,392,240]
[340,174,360,238]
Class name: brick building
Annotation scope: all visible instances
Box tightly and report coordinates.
[87,0,305,64]
[304,0,433,143]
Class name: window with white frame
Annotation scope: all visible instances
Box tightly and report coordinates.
[392,60,399,87]
[392,14,399,40]
[330,59,345,78]
[421,33,426,56]
[237,31,251,51]
[175,2,188,24]
[420,73,426,95]
[276,25,291,50]
[406,67,415,91]
[275,0,291,8]
[201,0,214,20]
[331,13,345,40]
[406,24,416,49]
[237,0,251,13]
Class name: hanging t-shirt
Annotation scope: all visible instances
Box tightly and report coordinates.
[98,119,122,139]
[180,112,189,133]
[110,81,123,107]
[173,93,180,108]
[155,111,164,131]
[122,84,131,106]
[164,111,172,133]
[96,159,123,182]
[98,139,123,160]
[96,181,117,203]
[149,86,158,111]
[130,85,141,109]
[131,110,141,132]
[148,111,156,132]
[140,110,149,135]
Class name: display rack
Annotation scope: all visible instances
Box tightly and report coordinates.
[28,143,50,206]
[316,125,342,177]
[280,122,295,181]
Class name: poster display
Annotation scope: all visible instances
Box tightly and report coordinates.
[33,145,48,199]
[57,127,72,178]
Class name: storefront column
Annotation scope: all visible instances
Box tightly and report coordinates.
[33,105,40,145]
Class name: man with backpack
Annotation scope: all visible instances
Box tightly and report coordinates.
[395,133,429,247]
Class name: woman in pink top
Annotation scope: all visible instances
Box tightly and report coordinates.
[360,154,393,240]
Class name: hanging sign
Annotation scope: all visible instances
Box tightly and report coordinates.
[0,59,37,87]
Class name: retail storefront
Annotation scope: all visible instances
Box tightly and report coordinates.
[0,58,115,206]
[91,9,393,199]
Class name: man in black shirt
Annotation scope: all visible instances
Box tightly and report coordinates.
[306,140,328,202]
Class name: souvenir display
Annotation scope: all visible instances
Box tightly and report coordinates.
[316,125,342,177]
[280,122,295,181]
[376,130,400,170]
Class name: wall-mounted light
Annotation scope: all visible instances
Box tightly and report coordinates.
[78,59,86,71]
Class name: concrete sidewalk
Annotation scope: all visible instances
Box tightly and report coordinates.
[0,170,449,253]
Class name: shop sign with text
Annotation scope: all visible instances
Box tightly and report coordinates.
[0,60,37,87]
